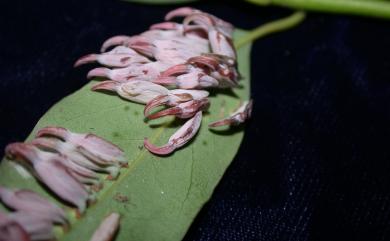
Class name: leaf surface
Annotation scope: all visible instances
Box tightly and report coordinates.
[0,29,251,241]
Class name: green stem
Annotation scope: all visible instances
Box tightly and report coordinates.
[247,0,390,19]
[235,11,306,49]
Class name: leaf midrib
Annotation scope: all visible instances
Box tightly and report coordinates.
[59,119,172,240]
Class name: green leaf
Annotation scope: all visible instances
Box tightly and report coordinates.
[121,0,198,5]
[246,0,390,20]
[0,29,251,241]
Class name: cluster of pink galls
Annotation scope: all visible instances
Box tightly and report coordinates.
[75,7,252,155]
[0,7,252,241]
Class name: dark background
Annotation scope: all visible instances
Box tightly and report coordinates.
[0,0,389,240]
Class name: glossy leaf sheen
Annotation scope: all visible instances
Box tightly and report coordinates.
[0,29,251,241]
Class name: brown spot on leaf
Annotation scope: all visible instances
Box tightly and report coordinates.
[107,175,116,181]
[114,192,129,203]
[91,183,103,192]
[121,163,129,168]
